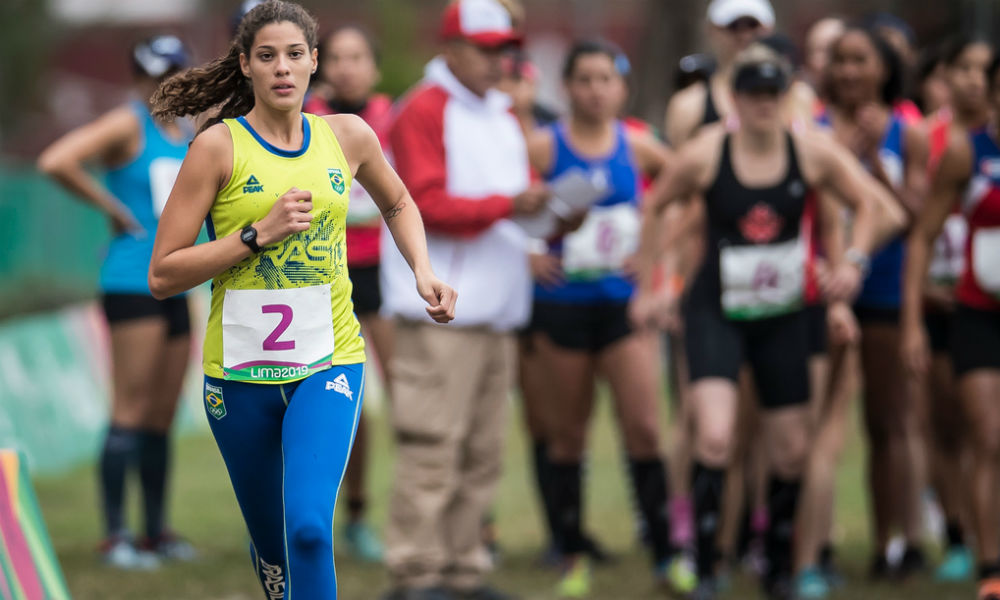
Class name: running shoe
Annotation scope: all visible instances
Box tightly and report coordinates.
[99,536,160,570]
[140,531,198,562]
[795,567,830,599]
[935,545,974,582]
[343,521,384,563]
[656,552,698,595]
[557,557,591,598]
[979,577,1000,600]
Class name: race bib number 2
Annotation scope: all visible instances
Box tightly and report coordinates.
[221,284,335,382]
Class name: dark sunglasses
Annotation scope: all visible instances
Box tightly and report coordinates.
[727,17,763,33]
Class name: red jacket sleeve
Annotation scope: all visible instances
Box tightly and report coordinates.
[389,86,514,236]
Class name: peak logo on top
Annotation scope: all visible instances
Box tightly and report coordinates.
[243,174,264,194]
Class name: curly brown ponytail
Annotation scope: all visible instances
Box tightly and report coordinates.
[151,0,317,133]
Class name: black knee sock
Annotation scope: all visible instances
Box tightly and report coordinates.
[628,457,673,565]
[692,462,725,578]
[532,440,561,547]
[819,542,835,570]
[945,520,965,549]
[550,462,584,555]
[764,477,802,582]
[100,426,140,537]
[138,430,169,540]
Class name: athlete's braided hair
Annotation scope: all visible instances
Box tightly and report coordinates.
[151,0,317,133]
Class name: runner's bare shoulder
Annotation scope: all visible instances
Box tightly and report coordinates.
[665,82,708,146]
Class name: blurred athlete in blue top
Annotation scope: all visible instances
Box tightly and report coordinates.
[525,40,695,598]
[38,35,196,569]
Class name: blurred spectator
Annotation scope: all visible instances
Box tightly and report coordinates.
[664,0,775,145]
[379,1,548,599]
[36,34,195,570]
[498,50,559,133]
[914,44,951,116]
[804,17,846,94]
[304,24,394,565]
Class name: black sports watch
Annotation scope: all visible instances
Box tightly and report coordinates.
[240,225,262,253]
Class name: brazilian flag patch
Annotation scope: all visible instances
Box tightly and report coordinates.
[205,383,227,420]
[328,168,345,194]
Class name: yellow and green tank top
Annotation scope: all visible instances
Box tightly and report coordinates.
[203,112,365,383]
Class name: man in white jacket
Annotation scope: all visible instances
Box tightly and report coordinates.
[380,1,548,599]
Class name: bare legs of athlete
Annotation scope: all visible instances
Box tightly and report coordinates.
[860,322,927,576]
[794,329,859,596]
[961,370,1000,597]
[542,331,691,595]
[102,306,191,568]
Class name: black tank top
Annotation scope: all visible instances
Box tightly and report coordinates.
[690,132,810,301]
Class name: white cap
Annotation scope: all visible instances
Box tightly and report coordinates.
[707,0,775,28]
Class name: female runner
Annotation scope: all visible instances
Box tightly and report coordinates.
[148,2,454,597]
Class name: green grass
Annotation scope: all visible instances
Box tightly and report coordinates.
[34,390,977,600]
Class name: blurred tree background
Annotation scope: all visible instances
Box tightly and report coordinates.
[1,0,993,158]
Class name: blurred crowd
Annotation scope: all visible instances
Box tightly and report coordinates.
[32,0,1000,599]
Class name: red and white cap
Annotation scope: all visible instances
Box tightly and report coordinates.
[440,0,523,49]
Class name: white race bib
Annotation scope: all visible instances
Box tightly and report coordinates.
[972,227,1000,298]
[929,214,967,285]
[562,203,640,280]
[221,284,335,382]
[720,237,806,320]
[149,157,183,218]
[346,181,381,226]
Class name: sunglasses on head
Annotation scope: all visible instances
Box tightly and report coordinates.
[727,17,762,33]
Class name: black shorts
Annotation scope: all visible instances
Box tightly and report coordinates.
[685,304,810,409]
[951,304,1000,377]
[350,264,382,316]
[805,304,827,357]
[101,293,191,338]
[531,301,632,353]
[924,310,953,354]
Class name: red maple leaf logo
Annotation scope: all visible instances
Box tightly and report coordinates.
[740,203,784,243]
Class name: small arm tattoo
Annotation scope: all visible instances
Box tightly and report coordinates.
[384,200,405,221]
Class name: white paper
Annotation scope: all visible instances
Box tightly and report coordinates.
[512,167,610,239]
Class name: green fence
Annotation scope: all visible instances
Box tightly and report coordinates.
[0,163,111,318]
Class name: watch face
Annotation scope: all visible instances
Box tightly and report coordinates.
[241,228,255,243]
